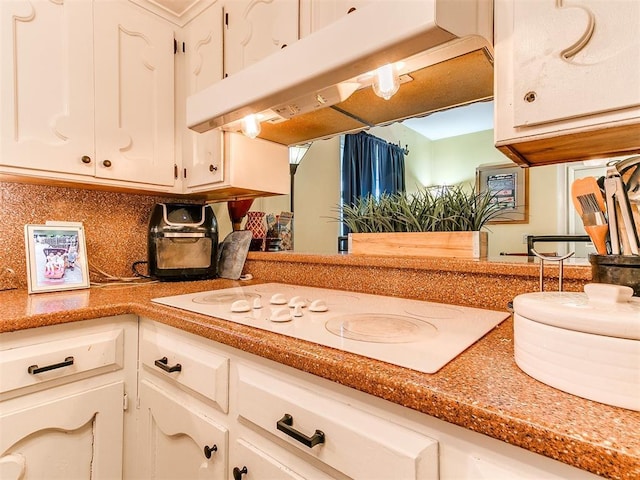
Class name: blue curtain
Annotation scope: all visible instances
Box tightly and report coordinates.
[341,131,406,207]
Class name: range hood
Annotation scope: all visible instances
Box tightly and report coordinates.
[187,0,494,146]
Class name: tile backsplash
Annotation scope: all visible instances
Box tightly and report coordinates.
[0,182,194,291]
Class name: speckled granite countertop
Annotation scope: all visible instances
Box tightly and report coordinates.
[1,254,638,480]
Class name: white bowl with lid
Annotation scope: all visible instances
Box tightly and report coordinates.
[513,283,640,411]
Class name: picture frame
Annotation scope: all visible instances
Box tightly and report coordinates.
[476,163,529,224]
[24,224,90,294]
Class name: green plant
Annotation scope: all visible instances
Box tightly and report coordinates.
[339,185,504,233]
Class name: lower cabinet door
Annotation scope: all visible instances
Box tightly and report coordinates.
[138,380,228,479]
[230,438,335,480]
[0,381,124,479]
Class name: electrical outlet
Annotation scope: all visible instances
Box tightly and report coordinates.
[522,233,530,244]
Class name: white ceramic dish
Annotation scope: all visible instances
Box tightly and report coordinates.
[513,283,640,411]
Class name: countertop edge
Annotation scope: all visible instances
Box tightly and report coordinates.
[246,251,593,278]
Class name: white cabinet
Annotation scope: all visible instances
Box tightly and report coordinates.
[494,0,640,166]
[0,0,176,191]
[222,0,299,77]
[177,3,292,199]
[136,319,230,479]
[0,316,138,480]
[0,0,95,178]
[1,0,292,199]
[135,317,601,480]
[180,3,225,191]
[2,315,602,480]
[184,132,290,199]
[93,0,176,188]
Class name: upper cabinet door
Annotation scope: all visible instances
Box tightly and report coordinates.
[222,0,299,77]
[183,3,224,190]
[494,0,640,166]
[93,0,175,187]
[512,0,640,127]
[0,0,95,175]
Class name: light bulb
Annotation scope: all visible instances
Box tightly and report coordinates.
[241,114,261,138]
[372,63,400,100]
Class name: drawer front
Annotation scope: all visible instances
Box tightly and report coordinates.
[0,329,124,398]
[236,365,438,480]
[139,322,229,413]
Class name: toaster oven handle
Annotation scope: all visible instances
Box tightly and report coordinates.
[154,356,182,373]
[162,232,205,238]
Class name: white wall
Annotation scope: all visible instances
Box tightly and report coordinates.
[485,165,559,255]
[291,137,342,254]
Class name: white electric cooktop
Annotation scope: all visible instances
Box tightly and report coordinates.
[152,283,509,374]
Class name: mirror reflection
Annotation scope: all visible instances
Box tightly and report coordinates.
[214,100,600,259]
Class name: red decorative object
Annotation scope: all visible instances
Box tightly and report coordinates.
[246,211,267,250]
[227,199,254,231]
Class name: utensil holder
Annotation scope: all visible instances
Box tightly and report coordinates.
[589,254,640,296]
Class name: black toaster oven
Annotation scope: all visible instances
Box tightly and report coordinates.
[148,203,218,281]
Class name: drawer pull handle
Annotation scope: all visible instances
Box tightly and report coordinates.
[232,466,247,480]
[28,356,74,375]
[276,413,325,448]
[154,357,182,373]
[203,444,217,459]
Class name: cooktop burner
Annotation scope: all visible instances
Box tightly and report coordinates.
[152,283,509,374]
[325,314,437,343]
[193,291,261,305]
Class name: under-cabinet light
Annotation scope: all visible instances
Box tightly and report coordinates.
[372,63,400,100]
[241,114,261,138]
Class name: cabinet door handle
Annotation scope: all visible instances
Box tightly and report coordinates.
[276,413,325,448]
[28,356,74,375]
[232,466,247,480]
[102,159,112,168]
[154,356,182,373]
[203,444,217,459]
[81,155,92,164]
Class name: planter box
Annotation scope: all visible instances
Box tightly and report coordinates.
[348,231,488,259]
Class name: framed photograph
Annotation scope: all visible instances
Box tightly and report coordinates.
[24,224,90,294]
[476,163,529,224]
